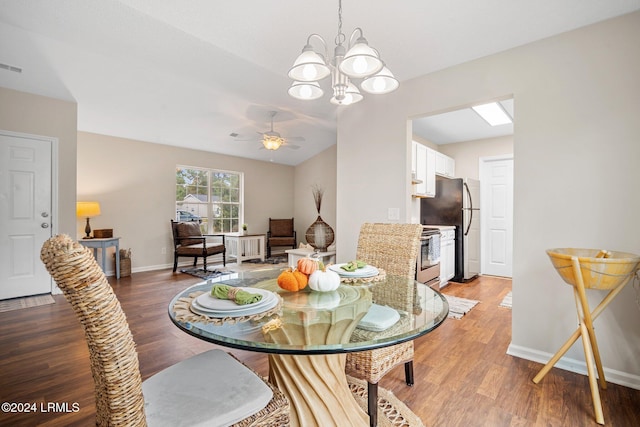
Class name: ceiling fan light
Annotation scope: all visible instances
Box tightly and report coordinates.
[263,135,284,150]
[288,81,324,100]
[288,46,331,82]
[361,66,399,94]
[339,36,383,78]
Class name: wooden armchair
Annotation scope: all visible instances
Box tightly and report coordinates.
[171,220,226,272]
[266,218,296,258]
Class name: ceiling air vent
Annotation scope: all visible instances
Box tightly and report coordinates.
[0,62,22,73]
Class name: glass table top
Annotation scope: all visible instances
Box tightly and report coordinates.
[168,267,449,355]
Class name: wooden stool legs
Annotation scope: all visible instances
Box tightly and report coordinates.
[533,256,634,425]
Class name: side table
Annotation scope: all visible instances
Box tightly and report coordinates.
[79,237,120,279]
[285,248,336,268]
[225,233,266,264]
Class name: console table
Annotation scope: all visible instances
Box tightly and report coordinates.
[226,233,266,264]
[79,237,120,279]
[286,248,336,268]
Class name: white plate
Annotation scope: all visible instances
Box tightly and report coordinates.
[191,294,279,318]
[195,287,274,311]
[329,263,379,278]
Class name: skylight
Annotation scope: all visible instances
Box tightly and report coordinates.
[472,102,512,126]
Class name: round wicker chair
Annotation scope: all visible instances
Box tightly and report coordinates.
[344,223,423,427]
[40,234,289,426]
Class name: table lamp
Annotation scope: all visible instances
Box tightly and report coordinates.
[76,201,101,239]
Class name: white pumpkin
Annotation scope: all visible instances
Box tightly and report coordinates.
[308,268,341,292]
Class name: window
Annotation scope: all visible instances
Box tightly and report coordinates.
[176,166,243,233]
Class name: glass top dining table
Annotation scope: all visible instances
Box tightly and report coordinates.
[168,267,449,426]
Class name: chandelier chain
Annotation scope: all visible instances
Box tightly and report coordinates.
[335,0,345,46]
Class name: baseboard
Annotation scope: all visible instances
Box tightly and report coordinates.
[507,343,640,390]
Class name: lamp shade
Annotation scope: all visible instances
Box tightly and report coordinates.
[263,135,284,150]
[339,36,383,78]
[360,66,399,94]
[288,81,324,100]
[288,46,331,82]
[76,201,101,218]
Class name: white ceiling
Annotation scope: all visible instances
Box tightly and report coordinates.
[0,1,638,164]
[413,98,514,145]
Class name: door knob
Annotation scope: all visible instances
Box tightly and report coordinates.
[41,223,49,228]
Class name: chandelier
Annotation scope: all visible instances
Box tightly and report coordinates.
[287,0,399,106]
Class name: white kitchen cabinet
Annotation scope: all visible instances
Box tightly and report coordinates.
[440,228,456,287]
[425,147,436,196]
[435,152,455,178]
[415,142,427,195]
[411,141,418,177]
[412,141,436,197]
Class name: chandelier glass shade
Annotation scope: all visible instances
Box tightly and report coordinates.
[287,0,398,106]
[262,134,284,150]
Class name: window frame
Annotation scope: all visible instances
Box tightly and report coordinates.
[175,165,244,234]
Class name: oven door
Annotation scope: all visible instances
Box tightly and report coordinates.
[418,234,440,270]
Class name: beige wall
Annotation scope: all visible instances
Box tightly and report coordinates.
[439,135,513,179]
[337,12,640,385]
[77,131,296,272]
[293,145,337,247]
[0,86,77,236]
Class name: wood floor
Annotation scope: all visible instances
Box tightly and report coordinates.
[1,268,639,426]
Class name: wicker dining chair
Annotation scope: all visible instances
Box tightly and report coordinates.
[345,223,423,427]
[40,234,289,427]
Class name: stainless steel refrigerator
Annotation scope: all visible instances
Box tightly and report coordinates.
[420,176,480,282]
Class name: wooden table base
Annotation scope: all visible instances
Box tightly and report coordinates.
[269,353,369,427]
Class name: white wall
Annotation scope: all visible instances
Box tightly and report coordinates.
[293,145,337,247]
[439,135,513,180]
[337,12,640,385]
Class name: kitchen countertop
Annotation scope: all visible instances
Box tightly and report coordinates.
[422,225,455,231]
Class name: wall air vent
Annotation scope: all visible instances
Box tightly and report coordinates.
[0,62,23,73]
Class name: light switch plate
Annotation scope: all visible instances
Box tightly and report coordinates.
[388,208,400,220]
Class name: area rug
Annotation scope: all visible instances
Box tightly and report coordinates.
[443,294,480,319]
[243,256,287,265]
[499,291,512,309]
[348,375,425,427]
[0,294,56,313]
[179,267,235,281]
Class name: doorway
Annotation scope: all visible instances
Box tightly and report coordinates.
[411,98,514,278]
[0,130,56,299]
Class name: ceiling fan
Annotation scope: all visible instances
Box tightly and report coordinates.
[230,111,304,151]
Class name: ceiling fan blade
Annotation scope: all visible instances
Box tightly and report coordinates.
[229,132,257,141]
[284,144,301,150]
[283,136,305,142]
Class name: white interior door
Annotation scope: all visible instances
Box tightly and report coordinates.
[480,156,513,277]
[0,131,54,299]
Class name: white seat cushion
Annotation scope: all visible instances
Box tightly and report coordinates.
[143,349,273,427]
[357,304,401,332]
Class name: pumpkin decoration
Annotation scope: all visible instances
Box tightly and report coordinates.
[297,257,320,275]
[277,268,308,292]
[308,265,341,292]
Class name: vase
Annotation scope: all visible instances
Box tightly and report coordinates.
[305,216,334,252]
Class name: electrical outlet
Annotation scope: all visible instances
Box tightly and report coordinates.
[161,247,166,254]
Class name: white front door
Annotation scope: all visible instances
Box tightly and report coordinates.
[0,131,54,299]
[480,156,513,277]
